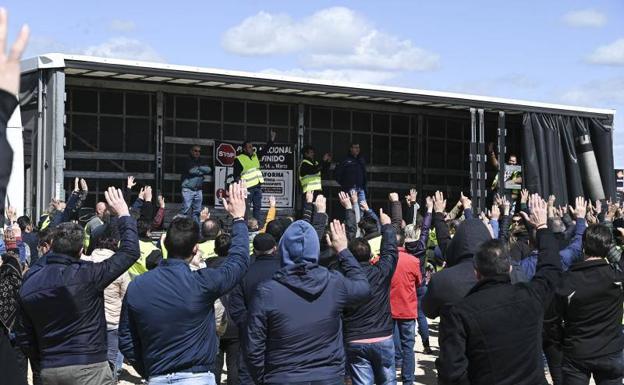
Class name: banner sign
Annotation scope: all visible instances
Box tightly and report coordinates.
[214,141,294,208]
[616,169,624,202]
[504,164,522,190]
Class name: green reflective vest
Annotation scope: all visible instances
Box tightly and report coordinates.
[299,159,322,193]
[197,240,217,259]
[236,153,264,187]
[367,235,382,257]
[129,240,159,279]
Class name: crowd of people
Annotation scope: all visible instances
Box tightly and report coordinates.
[1,9,624,385]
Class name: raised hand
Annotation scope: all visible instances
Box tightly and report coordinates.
[73,177,80,192]
[501,196,511,216]
[138,187,146,201]
[520,194,547,229]
[305,190,314,204]
[223,181,246,219]
[350,190,358,204]
[379,208,391,225]
[426,196,434,212]
[548,195,556,207]
[573,196,587,219]
[0,9,29,96]
[200,207,210,222]
[144,186,153,202]
[80,178,88,192]
[325,219,348,253]
[5,205,16,222]
[269,195,276,207]
[158,195,165,208]
[490,204,501,221]
[520,189,529,204]
[104,187,130,217]
[434,191,446,213]
[127,176,137,189]
[360,200,370,212]
[409,188,417,202]
[459,192,472,209]
[338,191,352,209]
[270,129,277,141]
[389,192,399,202]
[314,194,327,214]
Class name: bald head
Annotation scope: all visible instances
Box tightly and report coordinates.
[95,202,107,218]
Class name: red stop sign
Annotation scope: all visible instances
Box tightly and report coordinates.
[216,143,236,166]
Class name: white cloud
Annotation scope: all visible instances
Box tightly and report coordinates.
[222,6,439,78]
[586,38,624,66]
[83,37,165,62]
[563,9,607,28]
[109,19,136,33]
[449,74,540,96]
[261,68,396,85]
[23,35,68,58]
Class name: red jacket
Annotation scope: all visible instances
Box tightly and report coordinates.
[390,247,422,319]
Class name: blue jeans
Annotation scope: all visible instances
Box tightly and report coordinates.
[247,185,263,224]
[149,371,216,385]
[393,319,416,385]
[416,285,429,346]
[106,329,123,381]
[346,337,397,385]
[181,188,203,223]
[349,188,367,236]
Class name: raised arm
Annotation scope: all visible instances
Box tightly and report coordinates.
[432,191,451,258]
[311,195,329,242]
[376,209,399,276]
[339,191,357,240]
[196,182,250,296]
[560,197,588,270]
[389,193,402,233]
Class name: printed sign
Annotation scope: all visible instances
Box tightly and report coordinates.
[616,169,624,202]
[504,164,522,190]
[214,141,295,208]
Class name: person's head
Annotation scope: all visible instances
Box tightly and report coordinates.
[137,219,151,238]
[403,223,421,242]
[95,236,119,252]
[349,143,360,157]
[95,202,107,218]
[397,232,406,247]
[253,233,277,256]
[16,216,32,233]
[302,145,315,160]
[242,141,254,156]
[38,227,56,256]
[190,145,201,159]
[266,218,290,242]
[613,218,624,247]
[51,222,84,258]
[583,224,613,259]
[508,154,519,165]
[248,218,259,232]
[279,220,320,266]
[617,170,623,178]
[348,238,372,263]
[548,217,566,234]
[474,239,511,280]
[201,218,221,240]
[358,215,378,236]
[164,217,200,261]
[215,233,232,257]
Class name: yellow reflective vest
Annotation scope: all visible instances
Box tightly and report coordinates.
[129,240,159,279]
[367,235,382,257]
[236,153,264,187]
[299,159,322,193]
[197,240,217,259]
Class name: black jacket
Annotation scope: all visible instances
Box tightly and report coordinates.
[16,216,139,369]
[554,258,624,359]
[334,153,367,192]
[343,224,398,342]
[436,228,560,385]
[422,212,491,319]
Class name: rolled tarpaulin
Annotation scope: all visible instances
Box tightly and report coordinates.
[576,134,605,201]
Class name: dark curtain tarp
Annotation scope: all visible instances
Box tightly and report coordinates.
[522,112,614,204]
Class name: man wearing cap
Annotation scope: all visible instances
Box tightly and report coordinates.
[229,233,280,383]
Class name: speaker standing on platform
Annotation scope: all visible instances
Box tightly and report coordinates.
[180,145,212,224]
[299,145,331,196]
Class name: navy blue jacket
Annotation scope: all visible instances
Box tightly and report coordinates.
[119,220,249,378]
[229,252,281,329]
[343,224,398,341]
[180,156,211,191]
[246,249,370,384]
[334,153,367,192]
[16,216,139,369]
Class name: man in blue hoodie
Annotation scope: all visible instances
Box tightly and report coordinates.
[246,219,371,385]
[119,182,249,385]
[180,145,212,223]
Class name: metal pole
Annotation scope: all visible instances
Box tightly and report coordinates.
[296,104,304,210]
[478,109,485,212]
[35,71,44,218]
[498,111,506,204]
[156,91,164,195]
[469,108,477,203]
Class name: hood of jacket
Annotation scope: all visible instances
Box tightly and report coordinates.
[279,220,320,266]
[273,262,330,300]
[445,218,492,267]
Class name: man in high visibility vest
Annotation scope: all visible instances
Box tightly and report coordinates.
[299,145,331,196]
[130,219,163,279]
[233,130,275,223]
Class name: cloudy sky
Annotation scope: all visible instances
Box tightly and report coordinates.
[7,0,624,165]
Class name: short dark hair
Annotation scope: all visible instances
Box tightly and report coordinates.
[397,232,406,246]
[358,216,378,236]
[52,222,85,258]
[95,237,119,252]
[215,233,232,257]
[164,217,199,259]
[350,142,360,147]
[17,216,31,232]
[137,219,151,238]
[302,145,315,155]
[201,218,221,239]
[266,218,289,242]
[348,238,371,263]
[38,227,56,248]
[474,239,510,278]
[583,224,613,258]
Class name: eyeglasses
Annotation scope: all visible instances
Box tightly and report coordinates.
[192,150,201,153]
